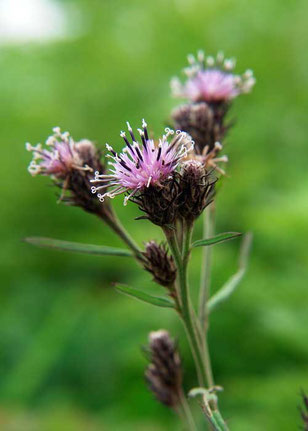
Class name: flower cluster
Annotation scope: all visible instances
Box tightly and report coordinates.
[25,48,256,429]
[91,120,217,226]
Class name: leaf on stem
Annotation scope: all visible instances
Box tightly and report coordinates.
[192,232,242,248]
[207,232,253,313]
[114,284,175,308]
[24,237,134,257]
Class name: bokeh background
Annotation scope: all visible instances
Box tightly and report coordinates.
[1,0,308,429]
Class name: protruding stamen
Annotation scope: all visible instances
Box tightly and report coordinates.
[142,119,149,140]
[224,58,235,71]
[127,121,137,142]
[146,176,152,187]
[133,143,143,162]
[214,155,228,163]
[244,69,253,78]
[187,54,195,65]
[206,56,215,67]
[52,126,61,135]
[216,51,224,63]
[156,146,162,161]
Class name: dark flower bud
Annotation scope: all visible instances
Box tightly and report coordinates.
[142,241,177,288]
[132,178,181,227]
[178,160,216,222]
[145,330,183,408]
[172,102,229,155]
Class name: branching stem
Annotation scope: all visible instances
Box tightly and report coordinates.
[98,207,145,262]
[163,222,228,431]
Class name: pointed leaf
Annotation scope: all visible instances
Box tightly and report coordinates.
[207,232,253,312]
[192,232,241,248]
[114,284,175,308]
[24,237,133,257]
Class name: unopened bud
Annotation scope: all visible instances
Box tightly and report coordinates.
[142,241,177,288]
[178,160,216,222]
[172,102,228,155]
[145,330,183,408]
[133,178,181,226]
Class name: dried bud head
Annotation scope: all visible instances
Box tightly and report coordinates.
[143,241,177,288]
[172,102,229,154]
[132,177,181,226]
[178,160,216,222]
[145,330,182,408]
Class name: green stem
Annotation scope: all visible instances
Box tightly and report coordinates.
[178,390,197,431]
[164,225,207,387]
[99,207,145,263]
[199,203,215,328]
[202,335,214,389]
[164,222,228,431]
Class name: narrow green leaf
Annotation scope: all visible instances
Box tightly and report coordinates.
[114,284,175,308]
[192,232,242,248]
[207,232,253,313]
[24,237,133,257]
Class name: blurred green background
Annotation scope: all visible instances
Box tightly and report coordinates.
[1,0,308,429]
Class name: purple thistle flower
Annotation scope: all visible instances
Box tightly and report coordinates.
[171,50,255,104]
[91,120,194,205]
[26,127,86,179]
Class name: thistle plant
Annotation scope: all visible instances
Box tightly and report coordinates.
[25,49,255,430]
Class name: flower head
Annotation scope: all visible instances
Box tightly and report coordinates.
[26,128,113,218]
[171,50,255,104]
[91,120,194,205]
[26,127,84,179]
